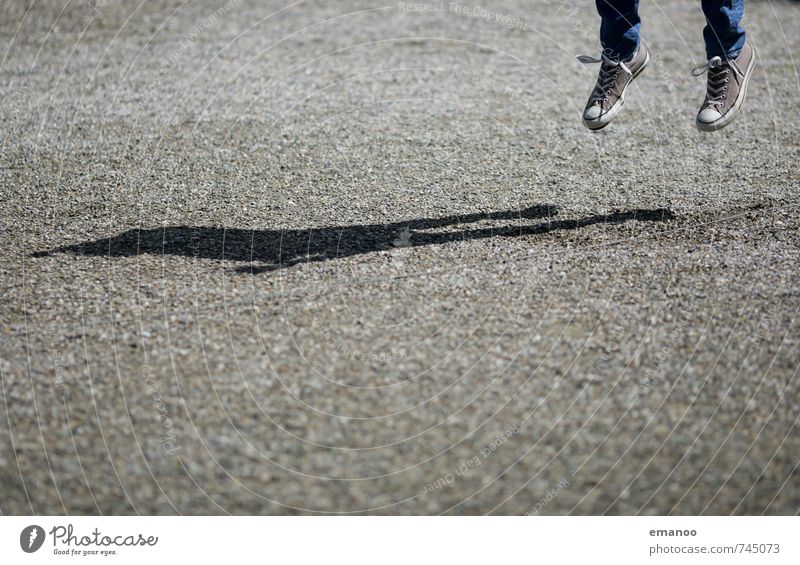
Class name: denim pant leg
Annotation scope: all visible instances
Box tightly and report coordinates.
[596,0,640,61]
[702,0,746,59]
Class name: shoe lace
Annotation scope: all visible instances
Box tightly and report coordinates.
[692,56,743,108]
[577,53,632,103]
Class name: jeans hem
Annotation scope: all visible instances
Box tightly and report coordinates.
[705,46,743,61]
[604,39,640,63]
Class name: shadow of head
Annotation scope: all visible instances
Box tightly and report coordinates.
[33,204,674,273]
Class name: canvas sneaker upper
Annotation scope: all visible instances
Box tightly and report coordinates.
[577,42,650,129]
[693,42,755,131]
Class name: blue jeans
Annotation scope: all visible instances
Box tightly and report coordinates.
[596,0,746,61]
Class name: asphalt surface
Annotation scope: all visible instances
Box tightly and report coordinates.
[1,0,799,515]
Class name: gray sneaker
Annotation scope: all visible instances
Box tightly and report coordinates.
[693,42,756,132]
[578,42,650,130]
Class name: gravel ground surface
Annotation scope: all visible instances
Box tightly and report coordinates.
[1,0,799,515]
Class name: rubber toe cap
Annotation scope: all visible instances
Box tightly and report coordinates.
[697,107,722,124]
[583,105,602,121]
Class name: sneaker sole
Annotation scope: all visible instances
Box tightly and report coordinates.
[583,50,650,131]
[696,47,756,132]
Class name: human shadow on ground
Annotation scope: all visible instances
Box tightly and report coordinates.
[34,205,674,273]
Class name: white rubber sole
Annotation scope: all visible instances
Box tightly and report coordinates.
[583,50,650,131]
[696,46,756,132]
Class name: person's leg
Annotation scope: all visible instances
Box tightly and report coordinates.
[694,0,753,131]
[701,0,746,59]
[596,0,640,61]
[578,0,648,130]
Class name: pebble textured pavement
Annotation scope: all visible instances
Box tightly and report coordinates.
[1,0,799,515]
